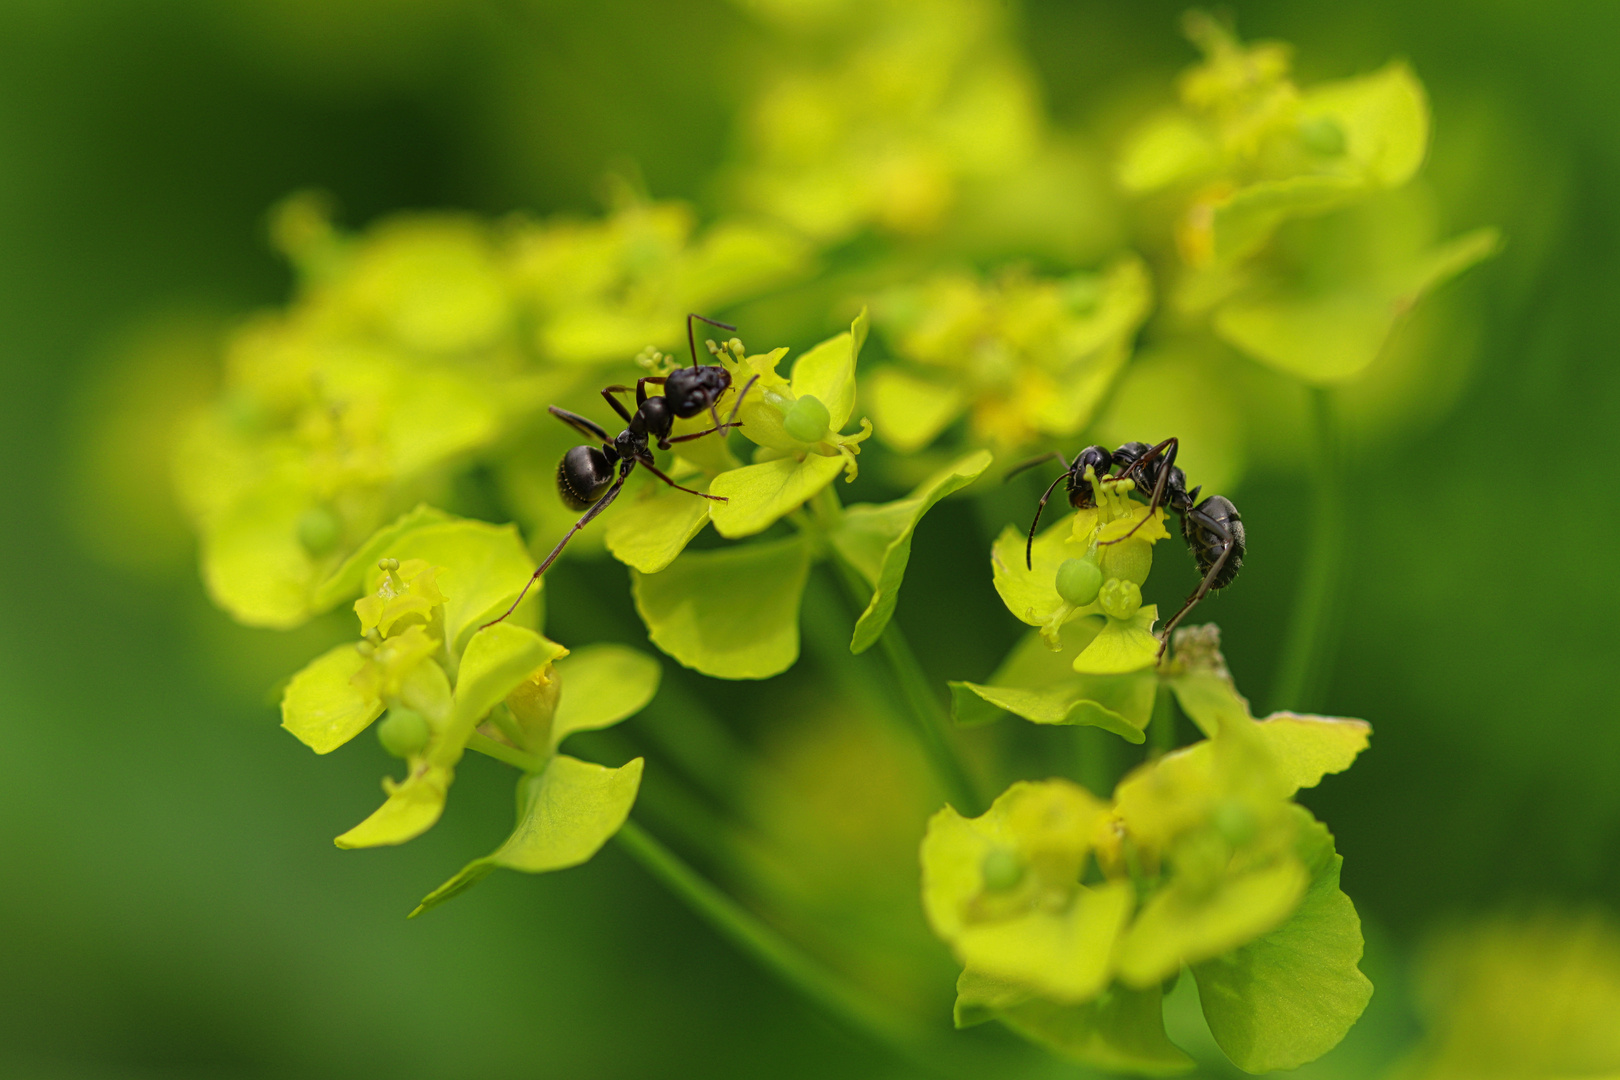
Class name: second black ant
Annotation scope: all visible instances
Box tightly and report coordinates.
[1009,437,1245,657]
[484,314,758,628]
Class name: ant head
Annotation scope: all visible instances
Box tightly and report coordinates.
[1064,445,1113,509]
[1077,445,1112,472]
[663,365,732,419]
[556,445,616,510]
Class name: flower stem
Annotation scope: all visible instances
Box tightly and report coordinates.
[614,818,928,1055]
[828,556,985,815]
[465,732,547,772]
[1270,386,1346,714]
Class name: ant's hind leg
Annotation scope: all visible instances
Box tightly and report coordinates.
[481,474,627,629]
[550,406,612,443]
[1155,512,1234,660]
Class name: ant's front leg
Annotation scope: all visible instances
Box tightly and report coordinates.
[1103,436,1179,546]
[601,386,637,424]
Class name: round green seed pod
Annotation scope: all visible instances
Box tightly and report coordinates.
[783,394,831,443]
[296,506,341,556]
[981,847,1024,892]
[1212,800,1259,847]
[1099,578,1143,621]
[377,707,430,758]
[1299,115,1347,156]
[1101,536,1153,585]
[1055,558,1103,606]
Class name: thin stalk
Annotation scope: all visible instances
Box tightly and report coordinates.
[614,818,928,1055]
[1149,683,1177,758]
[828,556,984,815]
[1270,386,1346,714]
[466,732,547,772]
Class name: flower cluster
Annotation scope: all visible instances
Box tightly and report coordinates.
[278,513,659,913]
[924,638,1373,1074]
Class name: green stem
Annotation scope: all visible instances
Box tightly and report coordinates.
[828,556,984,815]
[1149,683,1177,757]
[1270,386,1346,714]
[465,732,547,772]
[614,819,928,1055]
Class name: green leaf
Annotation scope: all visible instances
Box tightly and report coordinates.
[311,504,452,611]
[950,674,1153,744]
[1192,815,1373,1073]
[989,517,1094,639]
[995,985,1194,1076]
[603,476,713,573]
[1211,174,1365,265]
[452,624,565,740]
[280,643,383,754]
[411,755,644,916]
[1117,110,1219,193]
[1213,225,1501,384]
[198,475,317,630]
[866,368,965,453]
[1300,61,1429,188]
[357,520,538,659]
[1073,605,1160,675]
[708,454,847,539]
[632,536,813,679]
[789,307,867,432]
[832,449,992,653]
[550,644,661,751]
[335,762,455,850]
[1251,713,1371,794]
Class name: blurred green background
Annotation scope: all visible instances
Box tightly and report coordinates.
[1,1,1614,1077]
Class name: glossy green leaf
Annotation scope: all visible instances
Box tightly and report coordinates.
[833,449,992,653]
[356,520,538,659]
[1073,605,1160,675]
[708,454,847,539]
[789,307,867,431]
[1193,814,1372,1073]
[632,536,812,679]
[603,476,713,573]
[312,504,453,611]
[280,643,383,754]
[995,986,1194,1076]
[866,368,965,452]
[411,755,644,916]
[452,624,565,738]
[550,644,661,750]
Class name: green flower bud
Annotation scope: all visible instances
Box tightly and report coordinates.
[783,394,831,443]
[376,707,430,758]
[1299,115,1346,156]
[1099,578,1143,621]
[1101,536,1153,586]
[1055,558,1103,606]
[981,847,1024,892]
[296,507,341,556]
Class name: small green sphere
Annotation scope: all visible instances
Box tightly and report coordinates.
[1299,115,1347,156]
[1055,558,1103,606]
[783,394,831,443]
[377,707,430,758]
[296,507,341,556]
[1099,578,1143,621]
[981,847,1024,892]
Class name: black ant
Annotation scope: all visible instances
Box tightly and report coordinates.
[483,314,758,628]
[1008,437,1245,658]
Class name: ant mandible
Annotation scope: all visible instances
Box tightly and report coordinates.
[483,313,759,628]
[1009,437,1245,658]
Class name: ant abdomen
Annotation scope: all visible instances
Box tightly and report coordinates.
[557,446,615,510]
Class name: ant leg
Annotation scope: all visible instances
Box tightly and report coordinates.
[1004,450,1067,483]
[662,374,760,447]
[1025,469,1071,570]
[1155,509,1234,660]
[550,406,612,443]
[635,376,667,406]
[481,471,629,629]
[600,387,636,424]
[687,313,737,368]
[639,458,727,501]
[1102,437,1179,545]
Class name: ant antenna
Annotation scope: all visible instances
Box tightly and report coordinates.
[687,313,737,369]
